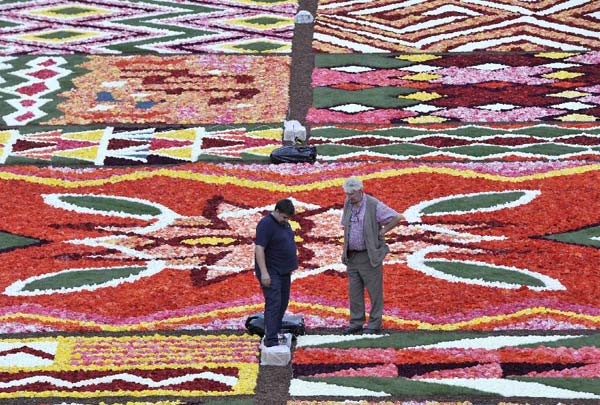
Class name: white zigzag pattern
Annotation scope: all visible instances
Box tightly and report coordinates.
[316,0,600,52]
[0,371,238,389]
[0,0,295,54]
[1,57,71,126]
[0,341,57,354]
[0,353,54,367]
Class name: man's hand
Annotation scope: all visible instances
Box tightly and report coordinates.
[260,273,271,288]
[380,214,403,239]
[255,245,271,287]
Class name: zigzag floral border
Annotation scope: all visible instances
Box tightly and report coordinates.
[0,125,282,165]
[0,333,260,398]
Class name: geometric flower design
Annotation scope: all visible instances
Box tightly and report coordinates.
[0,160,600,333]
[0,0,297,55]
[3,187,562,295]
[310,123,600,161]
[0,334,259,398]
[314,0,600,53]
[0,56,74,126]
[291,333,600,399]
[0,55,291,126]
[308,52,600,124]
[4,193,341,294]
[0,125,282,165]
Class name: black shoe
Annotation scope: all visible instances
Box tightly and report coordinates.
[363,328,381,334]
[343,326,363,335]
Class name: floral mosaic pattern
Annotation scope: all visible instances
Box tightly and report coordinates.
[0,55,291,126]
[0,333,259,399]
[0,56,82,126]
[3,0,600,403]
[311,123,600,161]
[308,52,600,125]
[291,333,600,399]
[313,0,600,53]
[0,0,297,55]
[0,125,281,165]
[1,161,600,333]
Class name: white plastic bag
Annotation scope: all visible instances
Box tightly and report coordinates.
[260,333,293,365]
[283,120,307,142]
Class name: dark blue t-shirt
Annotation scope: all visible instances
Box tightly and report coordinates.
[255,213,298,275]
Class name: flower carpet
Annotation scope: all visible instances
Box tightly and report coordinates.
[2,0,600,403]
[313,0,600,53]
[287,403,566,405]
[290,333,600,399]
[307,52,600,125]
[0,333,259,399]
[0,55,290,126]
[0,0,297,55]
[0,124,281,165]
[310,123,600,161]
[2,161,600,333]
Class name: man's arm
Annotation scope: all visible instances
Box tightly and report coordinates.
[380,214,402,237]
[255,245,271,287]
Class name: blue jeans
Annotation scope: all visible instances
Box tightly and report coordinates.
[258,272,291,347]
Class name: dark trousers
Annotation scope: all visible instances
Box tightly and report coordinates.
[259,272,291,347]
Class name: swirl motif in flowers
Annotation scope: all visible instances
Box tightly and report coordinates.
[1,187,566,296]
[1,161,600,332]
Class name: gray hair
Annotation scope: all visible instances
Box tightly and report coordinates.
[343,177,363,193]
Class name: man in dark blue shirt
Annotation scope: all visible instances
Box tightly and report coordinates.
[255,198,298,347]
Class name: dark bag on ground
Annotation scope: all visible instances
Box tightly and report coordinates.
[269,145,317,164]
[245,312,305,337]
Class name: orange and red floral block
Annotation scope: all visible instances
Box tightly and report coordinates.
[2,161,600,333]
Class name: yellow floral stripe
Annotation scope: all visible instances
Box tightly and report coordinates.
[0,335,258,374]
[0,304,262,331]
[413,307,598,331]
[1,164,600,190]
[289,302,600,330]
[3,304,598,332]
[1,359,256,373]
